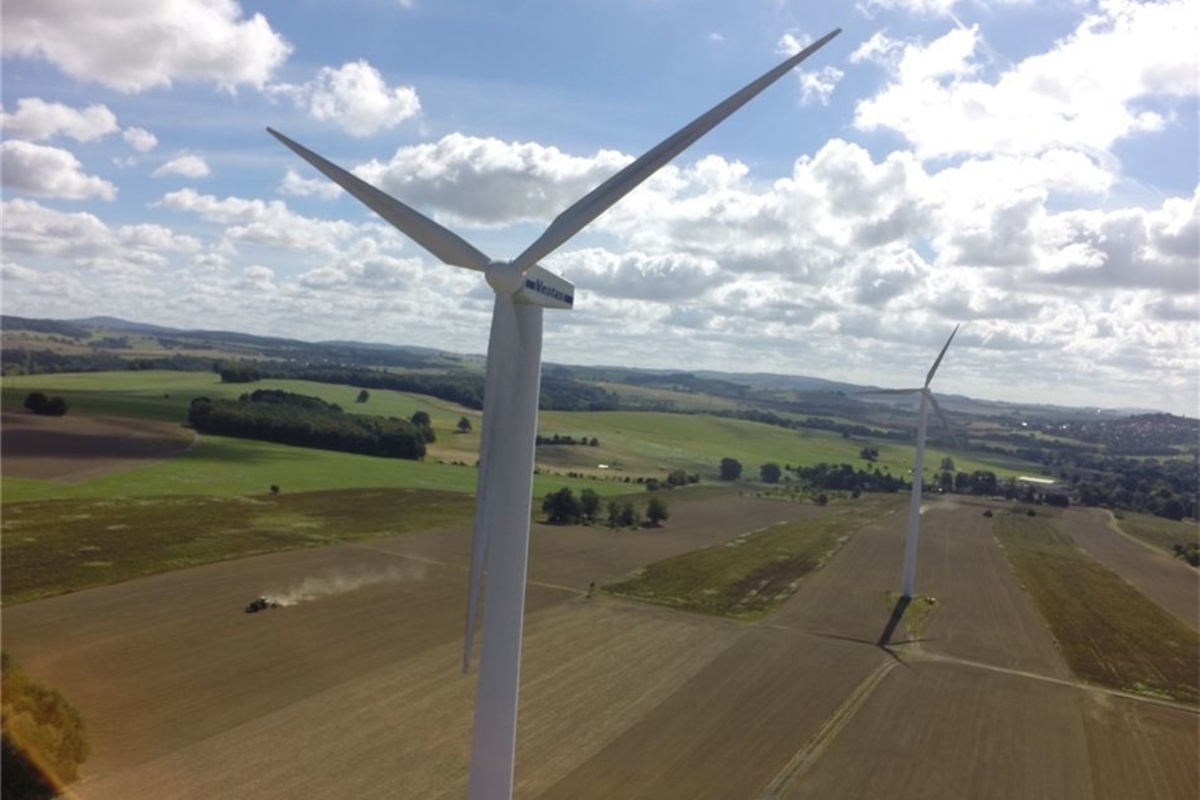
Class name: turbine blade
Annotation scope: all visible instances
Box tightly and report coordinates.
[267,128,491,271]
[924,324,960,388]
[926,391,962,450]
[510,28,842,272]
[464,293,521,673]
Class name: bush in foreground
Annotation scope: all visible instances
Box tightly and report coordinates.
[2,653,89,800]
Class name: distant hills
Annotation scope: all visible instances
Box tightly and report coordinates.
[1,314,1178,421]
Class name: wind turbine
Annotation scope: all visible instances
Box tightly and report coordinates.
[268,27,840,800]
[864,325,960,599]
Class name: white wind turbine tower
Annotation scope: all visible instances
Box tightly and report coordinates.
[866,325,960,599]
[268,27,840,800]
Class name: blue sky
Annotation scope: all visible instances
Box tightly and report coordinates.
[2,0,1197,415]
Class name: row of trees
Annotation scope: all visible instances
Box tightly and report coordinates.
[187,392,426,460]
[536,434,600,446]
[541,487,669,528]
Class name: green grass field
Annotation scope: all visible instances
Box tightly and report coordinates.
[993,510,1199,704]
[1,488,477,605]
[606,494,904,618]
[1112,511,1200,558]
[0,431,635,505]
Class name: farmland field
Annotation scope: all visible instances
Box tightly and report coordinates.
[1060,507,1199,630]
[2,492,1197,799]
[2,369,1196,799]
[993,510,1199,703]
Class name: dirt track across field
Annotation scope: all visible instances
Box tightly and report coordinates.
[2,494,1197,799]
[1,412,194,482]
[1060,507,1199,630]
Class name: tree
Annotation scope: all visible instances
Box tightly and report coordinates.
[760,462,781,484]
[859,446,879,462]
[542,487,583,525]
[410,411,436,443]
[719,457,743,481]
[23,391,48,413]
[666,468,689,487]
[579,488,601,523]
[607,499,638,528]
[646,495,669,527]
[356,389,370,404]
[940,456,956,472]
[457,416,473,433]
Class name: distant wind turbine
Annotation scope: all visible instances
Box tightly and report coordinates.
[863,325,960,599]
[268,27,840,800]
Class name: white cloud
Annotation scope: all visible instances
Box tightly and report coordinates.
[155,188,362,252]
[798,66,845,105]
[1,140,117,200]
[551,248,726,301]
[1,199,199,275]
[270,60,420,137]
[860,0,1033,17]
[355,133,631,226]
[279,168,343,199]
[123,127,158,153]
[152,155,211,179]
[2,0,292,92]
[1,261,40,282]
[0,98,118,142]
[854,1,1199,159]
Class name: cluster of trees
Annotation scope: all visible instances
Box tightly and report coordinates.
[2,652,89,800]
[790,463,909,493]
[535,434,599,446]
[254,365,619,412]
[1071,455,1196,521]
[22,392,68,416]
[2,348,214,376]
[644,469,700,491]
[187,391,426,460]
[1172,543,1199,567]
[217,362,262,383]
[541,487,669,528]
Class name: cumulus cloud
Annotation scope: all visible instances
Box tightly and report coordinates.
[152,155,211,178]
[279,168,343,199]
[551,248,726,301]
[0,98,118,142]
[123,127,158,153]
[355,133,631,226]
[1,140,117,200]
[2,0,292,92]
[853,1,1199,158]
[270,60,420,137]
[155,188,362,252]
[1,198,199,275]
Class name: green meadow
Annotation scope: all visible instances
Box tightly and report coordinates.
[3,371,1036,506]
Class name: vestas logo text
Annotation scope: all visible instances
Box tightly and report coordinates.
[525,278,574,306]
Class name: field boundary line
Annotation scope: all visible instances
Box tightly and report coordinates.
[757,655,897,799]
[915,651,1200,715]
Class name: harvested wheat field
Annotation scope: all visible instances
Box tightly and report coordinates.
[2,494,1197,799]
[1,412,194,482]
[1059,507,1199,630]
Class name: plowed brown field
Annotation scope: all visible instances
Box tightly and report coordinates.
[3,494,1197,799]
[1,412,194,481]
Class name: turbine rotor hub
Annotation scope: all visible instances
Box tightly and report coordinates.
[485,260,524,295]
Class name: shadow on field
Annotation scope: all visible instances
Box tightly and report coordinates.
[877,595,911,648]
